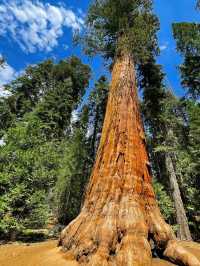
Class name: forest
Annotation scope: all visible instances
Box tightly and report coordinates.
[0,0,200,266]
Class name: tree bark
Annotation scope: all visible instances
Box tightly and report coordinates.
[90,105,100,159]
[165,152,192,241]
[59,54,200,266]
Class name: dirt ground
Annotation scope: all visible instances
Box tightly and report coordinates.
[0,240,77,266]
[0,240,199,266]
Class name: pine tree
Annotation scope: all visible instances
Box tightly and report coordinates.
[140,60,192,240]
[173,23,200,99]
[173,20,200,239]
[178,101,200,239]
[88,76,109,159]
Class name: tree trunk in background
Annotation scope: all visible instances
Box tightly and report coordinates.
[59,54,200,266]
[165,152,192,240]
[90,105,100,159]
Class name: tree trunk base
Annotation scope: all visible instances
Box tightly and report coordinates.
[58,202,200,266]
[59,232,200,266]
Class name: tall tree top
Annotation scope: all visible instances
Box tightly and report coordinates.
[83,0,159,63]
[173,23,200,99]
[172,23,200,56]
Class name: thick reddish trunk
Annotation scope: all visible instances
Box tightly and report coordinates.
[59,54,200,266]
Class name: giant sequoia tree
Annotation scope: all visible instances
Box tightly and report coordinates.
[59,1,200,265]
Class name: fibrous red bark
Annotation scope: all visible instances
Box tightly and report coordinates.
[59,54,200,266]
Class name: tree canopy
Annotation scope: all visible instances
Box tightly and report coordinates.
[173,23,200,99]
[83,0,159,63]
[0,56,91,239]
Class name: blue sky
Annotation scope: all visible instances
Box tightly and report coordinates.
[155,0,199,96]
[0,0,199,98]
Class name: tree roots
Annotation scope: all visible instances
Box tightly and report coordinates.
[58,202,200,266]
[164,240,200,266]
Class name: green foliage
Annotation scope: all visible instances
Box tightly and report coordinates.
[173,23,200,99]
[172,20,200,238]
[55,108,91,224]
[140,60,166,131]
[0,56,91,238]
[83,0,159,63]
[139,60,169,184]
[180,56,200,99]
[182,101,200,195]
[141,61,200,238]
[187,102,200,164]
[0,98,15,137]
[35,78,74,138]
[55,77,109,225]
[173,101,200,239]
[153,180,175,222]
[140,60,200,237]
[0,56,91,134]
[173,23,200,55]
[88,76,109,157]
[0,116,61,236]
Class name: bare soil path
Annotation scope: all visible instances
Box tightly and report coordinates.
[0,240,77,266]
[0,240,199,266]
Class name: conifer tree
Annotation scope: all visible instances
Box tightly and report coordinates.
[140,60,192,240]
[59,1,200,265]
[173,21,200,239]
[55,76,109,225]
[173,23,200,99]
[0,56,91,239]
[178,101,200,239]
[55,107,91,225]
[88,76,109,159]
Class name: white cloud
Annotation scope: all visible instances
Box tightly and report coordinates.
[0,61,17,96]
[0,54,19,96]
[0,0,84,53]
[0,64,15,84]
[160,42,169,51]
